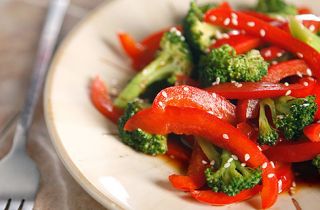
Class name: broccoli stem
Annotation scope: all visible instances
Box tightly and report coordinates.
[114,56,177,108]
[197,137,221,168]
[289,16,320,52]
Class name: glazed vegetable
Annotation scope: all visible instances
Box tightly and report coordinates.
[258,99,279,146]
[198,45,268,87]
[118,100,167,155]
[274,96,317,140]
[205,149,262,196]
[183,1,219,58]
[114,30,193,108]
[312,154,320,171]
[255,0,297,15]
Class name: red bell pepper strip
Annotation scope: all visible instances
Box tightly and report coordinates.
[304,123,320,142]
[260,46,285,61]
[118,33,144,59]
[298,7,312,15]
[262,59,310,83]
[236,99,259,122]
[124,106,278,208]
[90,77,123,124]
[153,86,236,124]
[169,141,208,191]
[204,6,320,79]
[212,34,263,54]
[236,122,256,139]
[264,141,320,162]
[205,77,316,100]
[167,137,192,163]
[274,162,294,193]
[190,185,261,206]
[240,11,275,22]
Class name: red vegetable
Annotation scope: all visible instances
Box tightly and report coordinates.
[204,6,320,79]
[260,46,285,61]
[204,77,316,99]
[90,77,123,124]
[236,122,256,138]
[190,185,261,205]
[304,123,320,142]
[167,137,192,163]
[212,34,263,54]
[236,99,259,122]
[262,60,310,83]
[153,86,236,124]
[274,162,294,193]
[264,141,320,162]
[298,7,312,14]
[118,33,144,59]
[169,175,199,191]
[240,11,275,22]
[124,106,278,208]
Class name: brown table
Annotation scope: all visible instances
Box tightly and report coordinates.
[0,0,108,209]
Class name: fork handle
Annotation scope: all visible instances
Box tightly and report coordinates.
[10,0,69,153]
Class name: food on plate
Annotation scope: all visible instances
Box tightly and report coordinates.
[90,0,320,208]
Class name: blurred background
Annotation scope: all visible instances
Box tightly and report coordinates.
[0,0,108,209]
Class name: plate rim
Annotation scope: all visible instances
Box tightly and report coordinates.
[44,0,124,209]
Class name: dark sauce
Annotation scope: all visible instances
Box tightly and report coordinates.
[292,161,320,190]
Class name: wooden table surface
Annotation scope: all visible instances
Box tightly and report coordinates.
[0,0,109,209]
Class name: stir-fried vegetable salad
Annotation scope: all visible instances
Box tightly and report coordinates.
[90,0,320,208]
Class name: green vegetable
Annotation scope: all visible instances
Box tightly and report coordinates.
[198,45,268,87]
[312,154,320,171]
[289,16,320,52]
[183,1,219,58]
[275,96,317,140]
[205,149,262,196]
[258,98,279,146]
[114,30,193,108]
[255,0,297,15]
[118,100,167,155]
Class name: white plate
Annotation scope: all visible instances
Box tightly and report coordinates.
[44,0,320,209]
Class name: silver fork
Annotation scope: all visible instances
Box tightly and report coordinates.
[0,0,69,209]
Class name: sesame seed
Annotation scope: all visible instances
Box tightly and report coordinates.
[247,21,255,27]
[303,82,309,86]
[170,27,178,33]
[257,146,262,151]
[210,160,215,165]
[211,93,217,97]
[158,101,165,108]
[260,29,266,37]
[207,111,214,115]
[202,160,208,165]
[268,173,275,178]
[224,18,230,26]
[215,31,223,39]
[170,155,175,159]
[278,180,283,193]
[223,134,229,140]
[161,91,168,98]
[270,161,275,168]
[307,68,312,76]
[235,83,243,88]
[231,155,238,160]
[232,18,238,26]
[231,12,238,19]
[224,162,231,168]
[210,15,217,22]
[277,115,284,119]
[285,90,292,96]
[296,71,303,77]
[284,82,289,86]
[272,61,278,65]
[211,39,217,45]
[292,181,296,187]
[297,52,303,58]
[212,77,221,85]
[222,33,230,39]
[277,52,283,57]
[244,153,250,161]
[262,162,268,169]
[227,158,233,163]
[309,24,316,31]
[264,50,271,57]
[241,163,246,167]
[183,86,189,91]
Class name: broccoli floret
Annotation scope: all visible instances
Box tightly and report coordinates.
[258,98,279,146]
[275,96,317,140]
[118,100,167,155]
[312,154,320,171]
[289,16,320,52]
[198,45,268,87]
[255,0,297,15]
[205,149,262,196]
[183,1,219,58]
[114,30,193,108]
